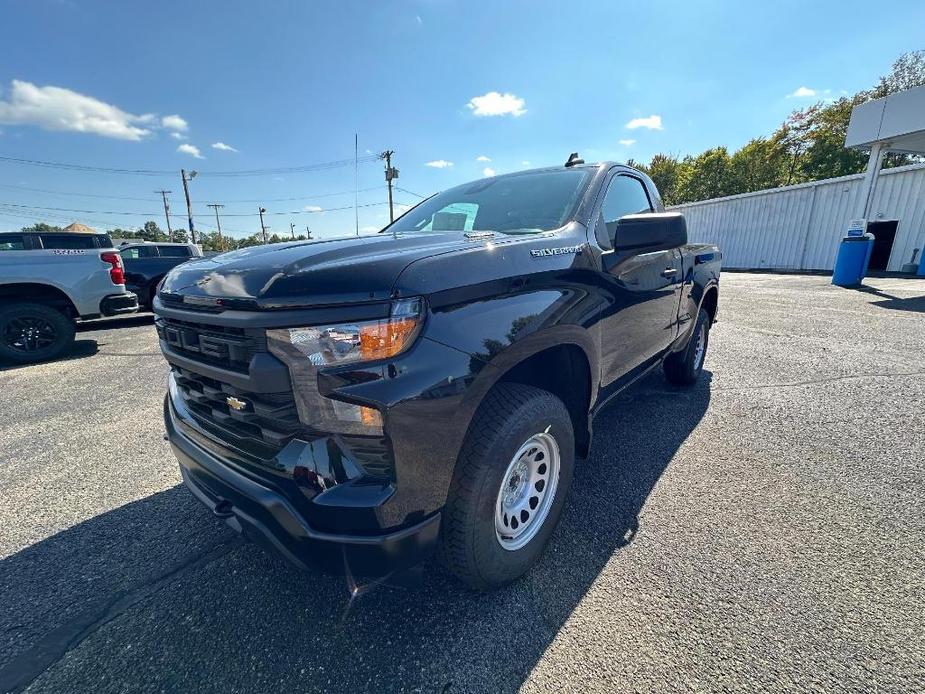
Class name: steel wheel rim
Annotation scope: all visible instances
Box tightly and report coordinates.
[693,322,706,369]
[3,316,58,353]
[495,432,560,551]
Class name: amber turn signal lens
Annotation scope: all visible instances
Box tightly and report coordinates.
[359,317,420,361]
[359,406,382,427]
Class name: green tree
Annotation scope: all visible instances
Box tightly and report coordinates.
[677,147,734,202]
[637,154,688,206]
[21,222,63,232]
[729,135,790,194]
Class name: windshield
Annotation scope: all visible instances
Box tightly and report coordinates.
[387,168,591,235]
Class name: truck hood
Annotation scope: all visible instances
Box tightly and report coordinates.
[159,231,513,308]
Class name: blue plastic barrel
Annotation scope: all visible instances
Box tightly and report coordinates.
[832,236,874,287]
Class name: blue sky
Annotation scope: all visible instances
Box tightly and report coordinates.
[0,0,923,239]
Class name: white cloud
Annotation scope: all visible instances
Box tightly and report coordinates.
[0,80,153,140]
[467,91,527,117]
[476,155,491,162]
[177,143,203,159]
[161,114,188,131]
[360,225,381,233]
[625,115,663,130]
[211,141,238,152]
[521,160,531,166]
[788,86,816,98]
[425,159,454,168]
[619,139,636,146]
[483,167,496,177]
[170,132,186,140]
[303,205,323,213]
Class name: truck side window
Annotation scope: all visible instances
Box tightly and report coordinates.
[121,246,158,259]
[598,175,653,248]
[39,234,96,250]
[158,245,192,257]
[0,234,25,251]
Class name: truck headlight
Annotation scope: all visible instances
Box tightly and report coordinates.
[266,298,425,435]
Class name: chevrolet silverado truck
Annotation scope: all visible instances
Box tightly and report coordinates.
[155,158,721,590]
[0,230,139,363]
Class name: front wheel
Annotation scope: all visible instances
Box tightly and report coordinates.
[664,306,710,385]
[440,383,575,590]
[0,302,76,364]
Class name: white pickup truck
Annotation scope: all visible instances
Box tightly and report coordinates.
[0,230,139,363]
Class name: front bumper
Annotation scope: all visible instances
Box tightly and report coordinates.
[100,291,139,316]
[164,394,441,576]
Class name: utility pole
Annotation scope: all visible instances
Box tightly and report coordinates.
[258,207,268,244]
[207,203,225,251]
[289,222,296,240]
[180,169,198,244]
[305,226,312,240]
[155,190,173,241]
[380,150,399,223]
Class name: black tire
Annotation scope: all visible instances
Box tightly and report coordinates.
[0,302,76,364]
[664,306,710,385]
[440,383,575,590]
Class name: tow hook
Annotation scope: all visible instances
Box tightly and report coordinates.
[213,499,234,518]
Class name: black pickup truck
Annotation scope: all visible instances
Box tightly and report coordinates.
[119,242,202,310]
[155,158,721,590]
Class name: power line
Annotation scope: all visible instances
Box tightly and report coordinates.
[0,199,393,218]
[0,155,172,176]
[0,153,380,178]
[0,183,162,202]
[394,186,428,198]
[0,201,162,216]
[0,203,252,235]
[0,182,383,205]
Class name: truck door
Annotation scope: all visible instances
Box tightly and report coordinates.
[594,173,683,386]
[120,244,160,294]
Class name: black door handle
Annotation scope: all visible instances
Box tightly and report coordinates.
[660,268,678,278]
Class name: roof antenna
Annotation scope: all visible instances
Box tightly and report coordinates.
[564,152,584,167]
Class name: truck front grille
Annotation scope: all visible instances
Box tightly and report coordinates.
[156,317,263,372]
[172,366,300,458]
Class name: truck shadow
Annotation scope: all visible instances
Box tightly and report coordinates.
[0,370,711,693]
[855,285,925,314]
[0,339,99,372]
[76,314,155,332]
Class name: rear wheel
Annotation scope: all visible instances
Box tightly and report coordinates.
[0,303,75,364]
[440,383,575,590]
[664,306,710,385]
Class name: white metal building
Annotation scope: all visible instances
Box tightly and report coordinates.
[671,84,925,274]
[671,163,925,272]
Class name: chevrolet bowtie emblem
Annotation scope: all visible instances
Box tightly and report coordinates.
[226,396,248,411]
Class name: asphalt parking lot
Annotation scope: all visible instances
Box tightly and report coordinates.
[1,273,923,693]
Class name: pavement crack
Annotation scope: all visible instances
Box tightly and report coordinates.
[0,537,241,694]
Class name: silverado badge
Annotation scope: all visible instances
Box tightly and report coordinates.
[530,245,583,258]
[226,396,248,411]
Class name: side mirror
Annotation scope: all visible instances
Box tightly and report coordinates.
[612,212,687,252]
